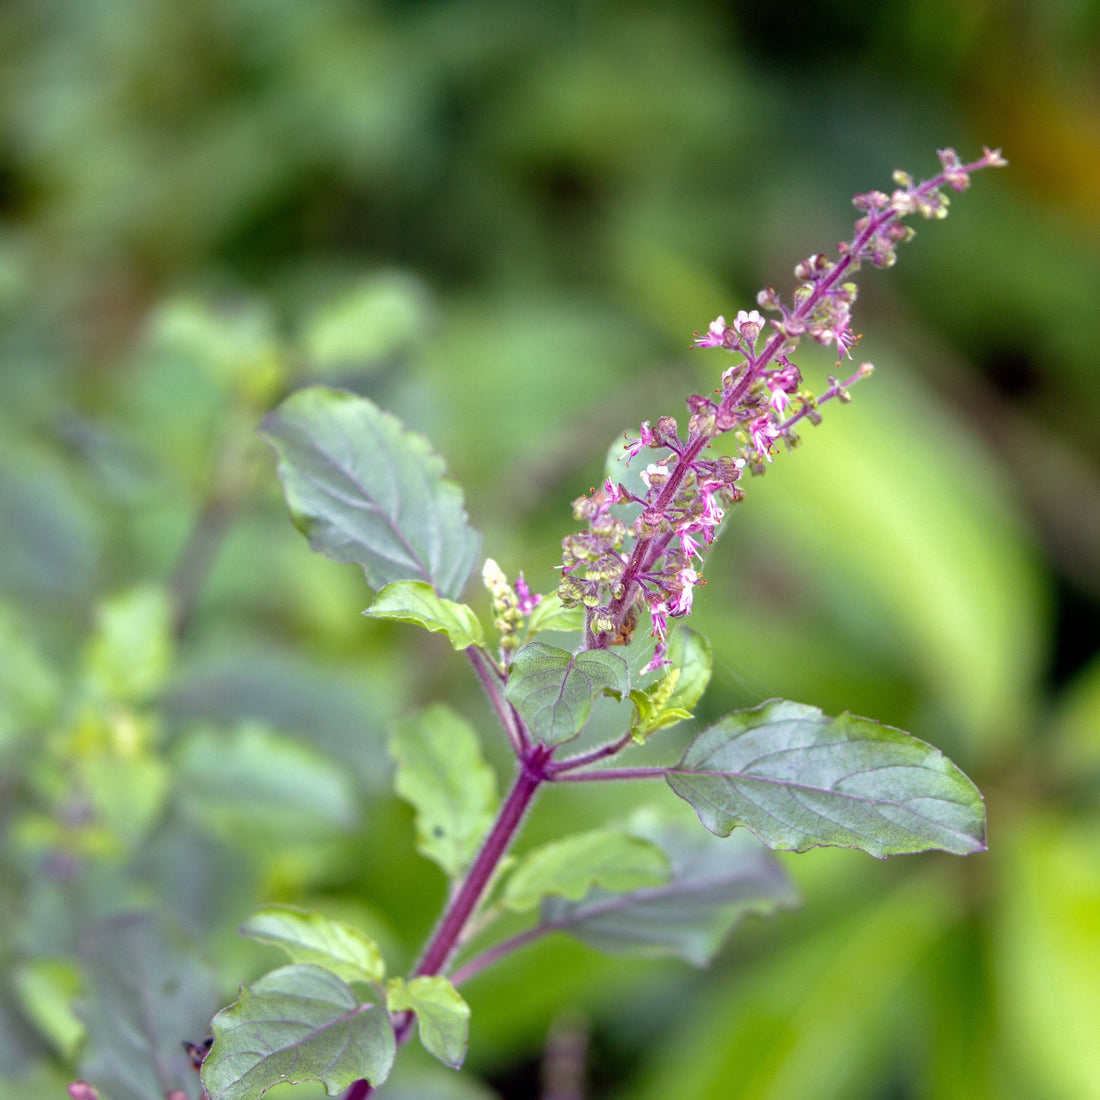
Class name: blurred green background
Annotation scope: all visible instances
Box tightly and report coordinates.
[1,1,1098,1097]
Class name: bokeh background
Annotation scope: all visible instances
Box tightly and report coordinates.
[1,1,1098,1098]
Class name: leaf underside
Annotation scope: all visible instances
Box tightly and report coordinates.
[541,818,798,965]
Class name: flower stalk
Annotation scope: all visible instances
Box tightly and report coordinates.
[558,147,1007,666]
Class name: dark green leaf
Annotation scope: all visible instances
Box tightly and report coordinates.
[391,704,498,879]
[504,642,629,746]
[667,700,986,857]
[77,913,219,1100]
[386,975,469,1069]
[241,905,386,985]
[203,964,395,1099]
[501,830,670,912]
[365,581,485,650]
[261,386,481,599]
[540,815,797,965]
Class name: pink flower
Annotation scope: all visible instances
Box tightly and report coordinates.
[624,420,660,463]
[749,414,779,461]
[678,529,703,560]
[602,477,625,503]
[693,316,731,348]
[670,568,699,616]
[515,573,542,614]
[733,309,764,345]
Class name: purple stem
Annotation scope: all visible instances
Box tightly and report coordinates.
[467,645,529,754]
[449,924,551,987]
[343,746,551,1099]
[552,766,668,783]
[547,731,634,775]
[414,754,548,977]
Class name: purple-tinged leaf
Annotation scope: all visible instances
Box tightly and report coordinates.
[77,914,219,1100]
[262,386,481,599]
[667,700,986,858]
[540,817,797,965]
[202,964,394,1100]
[504,642,629,746]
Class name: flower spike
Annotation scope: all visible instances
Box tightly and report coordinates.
[558,149,1006,653]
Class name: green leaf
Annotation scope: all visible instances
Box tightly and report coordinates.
[82,749,170,848]
[261,386,481,599]
[386,976,470,1070]
[526,593,584,635]
[365,581,485,650]
[77,913,219,1100]
[666,700,986,858]
[629,628,710,741]
[149,296,284,404]
[82,585,175,704]
[663,627,712,714]
[504,642,629,746]
[390,704,498,879]
[12,957,84,1059]
[0,603,60,749]
[241,905,386,985]
[203,964,395,1100]
[502,830,670,912]
[175,721,358,842]
[301,273,432,373]
[540,815,797,965]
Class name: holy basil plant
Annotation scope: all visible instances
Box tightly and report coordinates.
[200,148,999,1100]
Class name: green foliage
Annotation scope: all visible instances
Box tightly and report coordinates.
[504,643,630,746]
[174,721,359,841]
[0,1,1095,1097]
[78,914,220,1100]
[390,705,499,881]
[82,585,175,705]
[386,976,470,1070]
[301,274,433,375]
[500,830,670,912]
[366,582,486,651]
[261,387,482,600]
[667,700,986,857]
[539,816,798,966]
[203,965,395,1099]
[525,594,585,636]
[241,905,386,986]
[11,958,83,1060]
[630,627,712,741]
[0,604,60,749]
